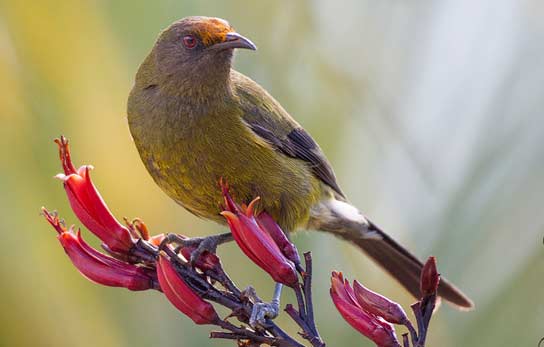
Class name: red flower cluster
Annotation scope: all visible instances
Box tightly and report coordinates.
[331,257,442,347]
[43,137,218,325]
[220,183,299,287]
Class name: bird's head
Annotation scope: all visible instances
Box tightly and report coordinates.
[149,16,256,86]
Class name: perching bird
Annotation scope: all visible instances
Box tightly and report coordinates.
[127,16,473,309]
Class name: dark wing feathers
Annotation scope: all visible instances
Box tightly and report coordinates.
[248,124,286,151]
[248,124,344,197]
[250,124,345,198]
[232,72,344,198]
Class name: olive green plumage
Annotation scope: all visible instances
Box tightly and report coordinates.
[127,16,474,309]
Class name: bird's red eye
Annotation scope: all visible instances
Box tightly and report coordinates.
[182,35,197,49]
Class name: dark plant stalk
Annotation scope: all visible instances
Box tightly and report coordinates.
[301,252,319,337]
[129,233,325,347]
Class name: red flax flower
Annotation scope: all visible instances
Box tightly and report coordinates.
[330,272,400,347]
[43,208,154,291]
[156,254,219,325]
[219,184,298,287]
[54,137,133,253]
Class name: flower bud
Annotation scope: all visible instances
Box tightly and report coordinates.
[420,256,440,297]
[156,254,219,325]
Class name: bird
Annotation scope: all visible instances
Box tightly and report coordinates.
[127,16,473,310]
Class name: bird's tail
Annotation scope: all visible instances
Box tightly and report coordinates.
[308,198,474,309]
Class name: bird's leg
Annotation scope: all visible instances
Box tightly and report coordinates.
[250,283,283,328]
[159,232,233,264]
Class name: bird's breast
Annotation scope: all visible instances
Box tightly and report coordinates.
[128,91,323,231]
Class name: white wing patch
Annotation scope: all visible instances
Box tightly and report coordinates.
[308,199,382,240]
[327,199,366,224]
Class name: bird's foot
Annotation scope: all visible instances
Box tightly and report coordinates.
[250,301,280,328]
[245,283,283,328]
[159,232,233,265]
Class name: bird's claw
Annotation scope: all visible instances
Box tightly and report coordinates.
[249,301,279,328]
[189,236,218,264]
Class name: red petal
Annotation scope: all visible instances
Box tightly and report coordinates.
[156,255,218,325]
[331,272,359,307]
[221,212,270,271]
[61,167,133,252]
[220,180,239,213]
[57,230,152,291]
[353,280,407,324]
[257,212,300,265]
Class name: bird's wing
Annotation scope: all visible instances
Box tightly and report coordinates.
[232,71,345,198]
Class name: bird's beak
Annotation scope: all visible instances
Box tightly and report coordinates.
[212,32,257,51]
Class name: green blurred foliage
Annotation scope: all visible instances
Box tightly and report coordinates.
[1,0,543,346]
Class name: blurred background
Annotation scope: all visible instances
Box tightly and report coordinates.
[1,0,543,346]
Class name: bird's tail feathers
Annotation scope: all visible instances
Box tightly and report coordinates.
[308,199,474,310]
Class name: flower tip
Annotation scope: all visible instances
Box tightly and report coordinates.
[421,256,440,296]
[245,196,261,216]
[54,173,69,181]
[55,136,78,175]
[41,207,53,222]
[55,135,71,152]
[427,256,437,266]
[218,176,229,192]
[219,210,238,221]
[331,271,344,281]
[42,208,68,234]
[330,272,346,292]
[219,179,241,213]
[353,280,408,325]
[78,165,94,177]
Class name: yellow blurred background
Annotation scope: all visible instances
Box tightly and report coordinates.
[1,1,543,346]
